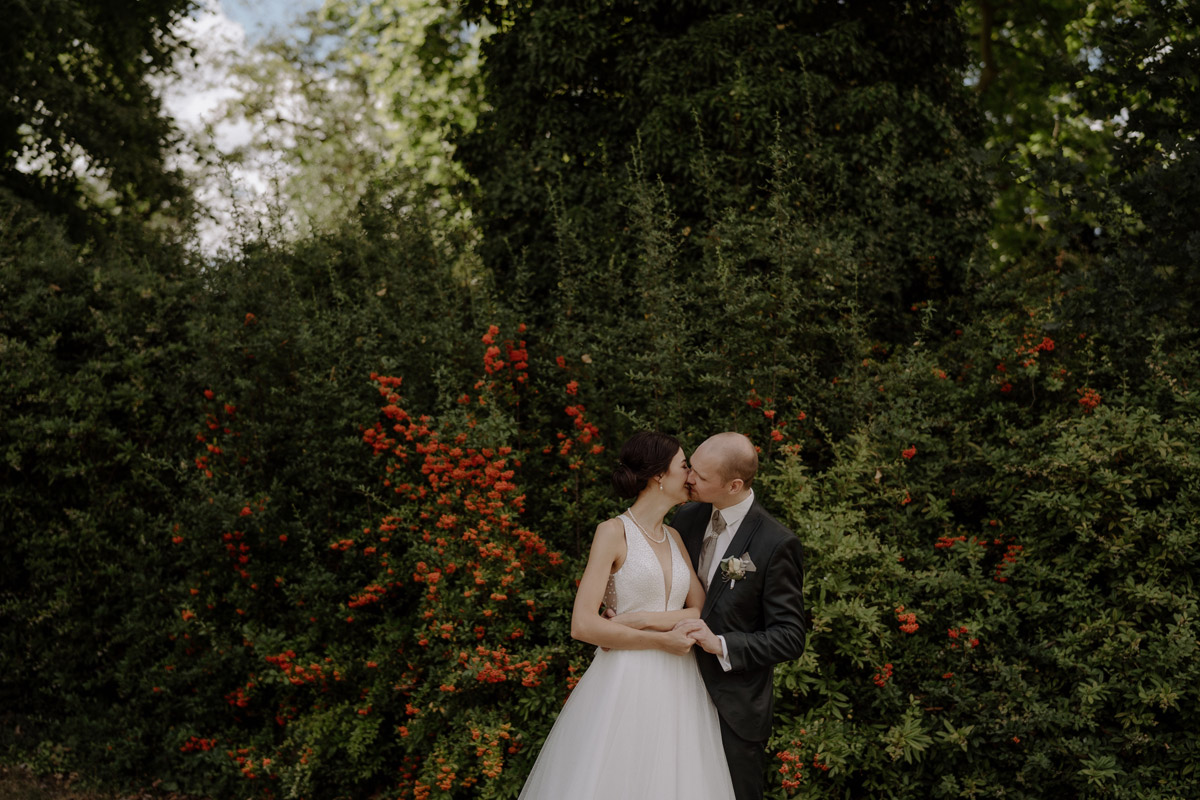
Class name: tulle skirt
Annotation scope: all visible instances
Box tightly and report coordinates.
[518,647,734,800]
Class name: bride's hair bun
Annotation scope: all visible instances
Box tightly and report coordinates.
[611,462,640,498]
[611,431,682,499]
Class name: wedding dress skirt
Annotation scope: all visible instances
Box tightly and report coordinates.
[518,516,734,800]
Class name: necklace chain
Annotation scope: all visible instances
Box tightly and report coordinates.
[626,509,667,544]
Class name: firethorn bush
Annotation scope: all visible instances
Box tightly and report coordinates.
[156,326,594,799]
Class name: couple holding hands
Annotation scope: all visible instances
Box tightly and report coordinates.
[519,431,808,799]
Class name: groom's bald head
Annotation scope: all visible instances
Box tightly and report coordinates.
[686,432,758,512]
[701,432,759,488]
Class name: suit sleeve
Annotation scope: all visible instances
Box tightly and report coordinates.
[723,533,806,672]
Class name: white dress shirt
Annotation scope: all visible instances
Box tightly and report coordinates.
[704,490,755,671]
[703,490,756,585]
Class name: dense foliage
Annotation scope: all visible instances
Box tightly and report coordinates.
[2,1,1199,799]
[459,0,989,343]
[0,0,195,234]
[959,0,1199,367]
[0,194,200,774]
[769,285,1199,798]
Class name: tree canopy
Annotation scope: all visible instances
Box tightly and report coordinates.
[210,0,487,234]
[0,0,195,235]
[458,0,989,342]
[960,0,1198,369]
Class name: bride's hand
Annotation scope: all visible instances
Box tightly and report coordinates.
[659,628,695,657]
[674,619,723,656]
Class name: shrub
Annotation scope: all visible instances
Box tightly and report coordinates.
[459,0,988,343]
[154,327,584,798]
[0,194,200,775]
[764,290,1200,799]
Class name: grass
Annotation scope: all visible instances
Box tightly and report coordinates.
[0,766,96,800]
[0,766,197,800]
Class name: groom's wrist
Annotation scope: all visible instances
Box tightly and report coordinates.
[716,635,733,671]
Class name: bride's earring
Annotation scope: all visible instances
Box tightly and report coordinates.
[657,479,663,491]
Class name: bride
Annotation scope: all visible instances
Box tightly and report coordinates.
[518,432,735,799]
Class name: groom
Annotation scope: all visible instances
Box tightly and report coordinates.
[673,432,807,800]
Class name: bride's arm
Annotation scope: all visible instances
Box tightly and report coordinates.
[570,520,695,655]
[608,527,706,632]
[608,606,700,631]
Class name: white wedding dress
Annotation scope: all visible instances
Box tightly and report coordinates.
[518,514,735,799]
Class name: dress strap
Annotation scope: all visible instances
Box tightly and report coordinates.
[618,514,649,554]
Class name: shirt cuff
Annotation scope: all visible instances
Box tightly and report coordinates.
[717,635,732,672]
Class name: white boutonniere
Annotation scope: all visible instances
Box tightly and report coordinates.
[719,553,757,588]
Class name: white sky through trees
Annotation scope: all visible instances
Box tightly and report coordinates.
[159,0,324,255]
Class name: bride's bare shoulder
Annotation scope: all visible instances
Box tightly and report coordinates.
[594,516,626,540]
[587,517,628,565]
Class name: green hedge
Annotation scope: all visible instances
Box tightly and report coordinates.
[5,18,1200,787]
[5,182,1199,799]
[767,304,1200,798]
[1,196,199,776]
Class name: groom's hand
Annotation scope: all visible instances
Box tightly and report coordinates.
[660,628,696,657]
[674,619,723,656]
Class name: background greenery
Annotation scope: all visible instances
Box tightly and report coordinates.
[2,1,1197,798]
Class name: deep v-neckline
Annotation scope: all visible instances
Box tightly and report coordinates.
[651,533,674,611]
[626,514,674,610]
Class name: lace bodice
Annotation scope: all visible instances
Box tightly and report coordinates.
[605,514,690,614]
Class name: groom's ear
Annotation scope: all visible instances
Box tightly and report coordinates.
[728,478,744,494]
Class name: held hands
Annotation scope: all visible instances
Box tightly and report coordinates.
[674,619,723,656]
[598,605,702,656]
[659,627,697,657]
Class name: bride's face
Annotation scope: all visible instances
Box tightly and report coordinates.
[656,447,691,504]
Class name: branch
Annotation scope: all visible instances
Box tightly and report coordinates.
[978,0,998,95]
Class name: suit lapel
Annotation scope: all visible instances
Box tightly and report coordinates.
[702,503,764,617]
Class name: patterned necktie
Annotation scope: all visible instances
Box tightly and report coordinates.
[697,508,727,583]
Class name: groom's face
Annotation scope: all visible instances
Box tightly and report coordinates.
[685,444,728,504]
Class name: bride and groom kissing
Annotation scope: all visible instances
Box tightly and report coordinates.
[519,431,807,799]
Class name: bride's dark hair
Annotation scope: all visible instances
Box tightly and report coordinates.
[612,431,683,499]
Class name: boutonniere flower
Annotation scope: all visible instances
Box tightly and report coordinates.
[719,553,757,588]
